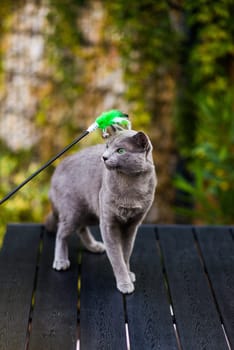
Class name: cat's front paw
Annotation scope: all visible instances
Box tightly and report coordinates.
[53,259,70,271]
[117,281,135,294]
[129,271,136,283]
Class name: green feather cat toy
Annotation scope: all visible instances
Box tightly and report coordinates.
[0,110,131,204]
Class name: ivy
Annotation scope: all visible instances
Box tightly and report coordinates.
[1,0,234,233]
[104,0,178,127]
[174,0,234,223]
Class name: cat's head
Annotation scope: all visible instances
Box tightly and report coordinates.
[102,130,154,175]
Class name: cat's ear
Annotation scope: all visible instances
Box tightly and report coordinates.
[132,132,151,152]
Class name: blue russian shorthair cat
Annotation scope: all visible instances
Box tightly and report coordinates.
[45,129,157,294]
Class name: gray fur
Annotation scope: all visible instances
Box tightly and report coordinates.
[45,130,157,294]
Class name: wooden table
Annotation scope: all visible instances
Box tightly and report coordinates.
[0,224,233,350]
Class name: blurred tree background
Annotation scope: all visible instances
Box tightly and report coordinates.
[0,0,234,241]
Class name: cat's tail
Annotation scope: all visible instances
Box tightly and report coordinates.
[44,211,58,233]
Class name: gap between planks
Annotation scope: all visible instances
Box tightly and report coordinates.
[76,247,131,350]
[25,227,44,350]
[154,228,183,350]
[192,227,232,350]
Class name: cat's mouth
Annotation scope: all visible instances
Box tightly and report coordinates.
[104,163,120,171]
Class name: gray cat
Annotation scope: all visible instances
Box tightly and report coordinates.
[45,129,156,294]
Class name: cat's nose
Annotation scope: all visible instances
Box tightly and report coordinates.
[102,156,108,162]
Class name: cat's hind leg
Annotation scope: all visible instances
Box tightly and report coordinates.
[78,227,105,253]
[53,217,74,270]
[45,211,58,233]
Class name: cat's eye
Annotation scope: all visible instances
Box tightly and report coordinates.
[117,148,126,154]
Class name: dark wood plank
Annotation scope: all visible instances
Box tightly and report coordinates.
[196,226,234,348]
[158,226,229,350]
[28,230,79,350]
[0,223,42,262]
[0,224,41,350]
[79,226,127,350]
[125,225,178,350]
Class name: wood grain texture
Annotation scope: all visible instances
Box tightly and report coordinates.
[158,226,229,350]
[28,230,79,350]
[0,224,41,350]
[125,225,178,350]
[79,227,127,350]
[196,226,234,348]
[1,223,233,350]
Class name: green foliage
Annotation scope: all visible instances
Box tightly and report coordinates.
[0,1,14,92]
[46,0,84,101]
[175,90,234,224]
[1,0,234,239]
[0,143,51,244]
[35,0,85,144]
[173,0,234,223]
[175,0,234,152]
[104,0,178,127]
[0,0,91,242]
